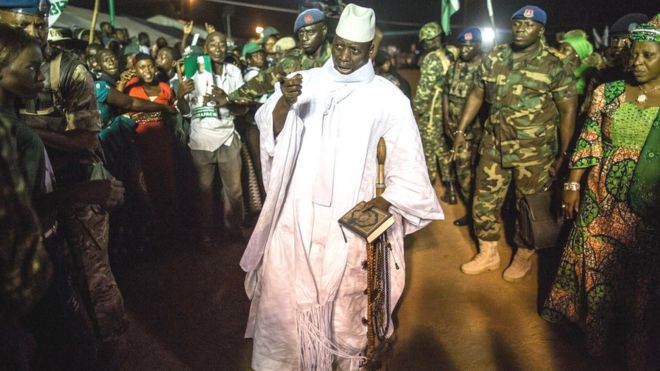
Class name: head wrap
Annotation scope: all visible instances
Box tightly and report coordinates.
[562,34,594,95]
[0,0,50,16]
[419,22,441,42]
[511,5,547,26]
[611,13,649,37]
[563,34,593,60]
[241,41,262,58]
[274,36,296,53]
[294,8,325,34]
[457,27,481,44]
[630,14,660,43]
[336,3,375,43]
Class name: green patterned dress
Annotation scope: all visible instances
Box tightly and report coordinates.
[542,81,660,364]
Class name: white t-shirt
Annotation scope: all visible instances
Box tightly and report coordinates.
[186,63,244,152]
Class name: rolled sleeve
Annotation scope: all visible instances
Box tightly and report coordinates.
[62,65,101,132]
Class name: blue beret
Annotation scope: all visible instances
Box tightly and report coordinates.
[457,27,482,43]
[294,9,325,34]
[0,0,50,16]
[511,5,547,26]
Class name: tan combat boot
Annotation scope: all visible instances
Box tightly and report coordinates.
[461,240,500,275]
[502,248,535,282]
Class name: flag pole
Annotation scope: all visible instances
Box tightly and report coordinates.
[109,0,116,27]
[486,0,496,43]
[89,0,100,45]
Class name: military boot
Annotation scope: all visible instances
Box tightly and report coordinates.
[502,248,535,282]
[441,182,458,204]
[461,240,500,275]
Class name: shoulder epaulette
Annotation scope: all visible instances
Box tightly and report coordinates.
[546,47,565,60]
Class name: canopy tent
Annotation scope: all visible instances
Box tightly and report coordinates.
[145,15,208,38]
[53,5,190,44]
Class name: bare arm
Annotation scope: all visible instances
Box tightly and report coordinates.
[107,88,175,113]
[175,79,194,115]
[562,167,587,219]
[181,20,193,52]
[550,96,579,176]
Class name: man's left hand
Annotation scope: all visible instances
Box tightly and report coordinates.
[361,196,391,212]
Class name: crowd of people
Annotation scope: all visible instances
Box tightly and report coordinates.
[0,0,658,369]
[416,7,660,371]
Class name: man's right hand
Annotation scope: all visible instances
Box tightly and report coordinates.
[183,20,194,35]
[279,74,303,107]
[450,132,466,162]
[178,79,194,98]
[76,179,125,210]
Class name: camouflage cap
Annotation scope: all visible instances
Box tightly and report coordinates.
[242,41,263,58]
[419,22,442,42]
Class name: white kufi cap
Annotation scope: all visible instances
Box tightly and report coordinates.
[336,3,376,43]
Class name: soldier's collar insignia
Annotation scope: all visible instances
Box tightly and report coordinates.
[524,8,534,18]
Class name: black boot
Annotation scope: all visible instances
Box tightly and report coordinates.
[453,215,469,226]
[441,182,458,205]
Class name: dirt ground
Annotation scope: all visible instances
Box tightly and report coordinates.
[115,179,643,371]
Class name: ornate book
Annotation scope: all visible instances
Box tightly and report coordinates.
[338,201,395,243]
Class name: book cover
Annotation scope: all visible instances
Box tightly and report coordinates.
[338,201,395,243]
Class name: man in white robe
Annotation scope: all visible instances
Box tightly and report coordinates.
[240,4,444,370]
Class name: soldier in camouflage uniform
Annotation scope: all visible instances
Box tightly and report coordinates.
[0,23,52,369]
[224,9,331,106]
[443,27,484,226]
[412,22,458,203]
[451,6,578,281]
[1,103,53,371]
[0,0,129,364]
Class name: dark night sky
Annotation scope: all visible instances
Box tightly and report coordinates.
[69,0,658,44]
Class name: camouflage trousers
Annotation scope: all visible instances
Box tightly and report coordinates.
[419,114,454,184]
[472,143,553,242]
[452,141,479,203]
[61,204,128,341]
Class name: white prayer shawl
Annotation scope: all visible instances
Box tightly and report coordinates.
[241,59,443,371]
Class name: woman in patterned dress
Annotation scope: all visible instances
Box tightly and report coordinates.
[542,16,660,369]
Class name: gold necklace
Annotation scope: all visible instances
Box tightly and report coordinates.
[637,84,660,103]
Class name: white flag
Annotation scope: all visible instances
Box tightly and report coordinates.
[48,0,69,27]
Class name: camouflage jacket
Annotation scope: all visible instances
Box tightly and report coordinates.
[446,54,483,103]
[475,42,576,167]
[0,108,51,321]
[19,46,101,134]
[444,54,483,139]
[228,41,332,105]
[412,47,454,119]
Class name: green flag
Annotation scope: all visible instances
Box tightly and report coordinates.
[441,0,460,35]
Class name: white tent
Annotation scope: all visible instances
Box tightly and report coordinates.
[53,5,184,44]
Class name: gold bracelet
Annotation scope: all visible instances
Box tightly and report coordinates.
[563,182,580,191]
[454,130,464,135]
